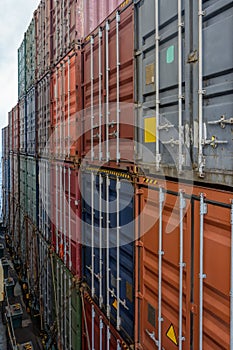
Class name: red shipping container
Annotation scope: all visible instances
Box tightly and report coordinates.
[8,110,14,153]
[82,292,130,350]
[50,48,82,160]
[12,104,19,153]
[135,178,233,350]
[35,0,52,80]
[51,161,81,277]
[50,0,83,65]
[81,2,134,167]
[83,0,126,38]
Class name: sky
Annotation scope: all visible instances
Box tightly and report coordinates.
[0,0,39,146]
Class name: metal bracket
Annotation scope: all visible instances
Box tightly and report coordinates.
[208,115,233,129]
[158,123,174,131]
[162,138,179,147]
[202,136,228,149]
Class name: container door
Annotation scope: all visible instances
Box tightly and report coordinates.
[192,0,233,183]
[135,0,191,174]
[193,194,231,349]
[136,186,192,349]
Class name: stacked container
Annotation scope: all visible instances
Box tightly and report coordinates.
[1,0,232,349]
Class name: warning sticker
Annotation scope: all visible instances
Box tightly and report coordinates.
[166,324,178,346]
[112,299,118,310]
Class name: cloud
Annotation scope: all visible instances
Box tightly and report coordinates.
[0,0,39,135]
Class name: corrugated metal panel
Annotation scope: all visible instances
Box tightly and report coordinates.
[51,0,83,64]
[37,73,51,157]
[82,292,130,350]
[82,169,135,345]
[54,254,82,350]
[19,154,27,215]
[26,17,36,91]
[82,2,134,165]
[19,97,27,153]
[26,86,37,156]
[83,0,126,38]
[38,237,54,331]
[50,49,81,160]
[51,162,81,277]
[18,35,26,99]
[27,156,38,225]
[8,110,13,152]
[135,178,232,349]
[35,0,51,80]
[134,0,233,186]
[192,0,233,184]
[13,104,19,152]
[38,159,51,242]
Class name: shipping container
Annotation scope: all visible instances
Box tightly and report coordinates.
[26,17,36,91]
[53,254,82,350]
[2,126,10,225]
[50,0,83,65]
[27,156,38,225]
[38,235,54,331]
[18,35,26,99]
[81,1,134,166]
[134,0,233,186]
[19,97,27,153]
[38,158,51,241]
[82,291,130,350]
[50,48,81,160]
[8,110,14,153]
[26,86,37,156]
[13,104,20,153]
[51,161,81,277]
[19,154,27,215]
[37,73,51,157]
[82,168,135,345]
[83,0,126,39]
[2,126,9,159]
[135,177,233,349]
[35,0,51,80]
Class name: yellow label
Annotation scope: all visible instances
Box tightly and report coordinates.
[166,324,178,346]
[144,117,156,143]
[112,299,118,309]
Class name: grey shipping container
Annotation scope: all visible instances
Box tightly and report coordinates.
[27,156,38,225]
[37,73,50,157]
[26,86,37,155]
[25,17,36,91]
[18,35,26,99]
[134,0,233,186]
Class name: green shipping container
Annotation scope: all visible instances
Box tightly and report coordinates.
[53,255,82,350]
[25,17,36,91]
[27,156,38,225]
[18,35,26,99]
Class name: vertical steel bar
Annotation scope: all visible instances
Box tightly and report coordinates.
[107,326,110,350]
[68,168,72,271]
[64,167,67,266]
[68,57,70,157]
[106,175,110,318]
[198,0,204,177]
[91,172,95,298]
[178,0,184,173]
[100,317,103,350]
[99,174,103,308]
[56,164,59,255]
[179,191,185,349]
[99,28,102,161]
[69,276,72,350]
[116,177,121,330]
[199,193,207,349]
[116,12,120,163]
[230,200,233,349]
[106,21,110,162]
[158,187,164,350]
[92,305,95,350]
[155,0,161,171]
[91,36,94,161]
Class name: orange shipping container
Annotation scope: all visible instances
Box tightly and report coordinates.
[135,178,232,350]
[50,48,82,160]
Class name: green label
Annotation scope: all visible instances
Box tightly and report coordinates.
[166,45,175,64]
